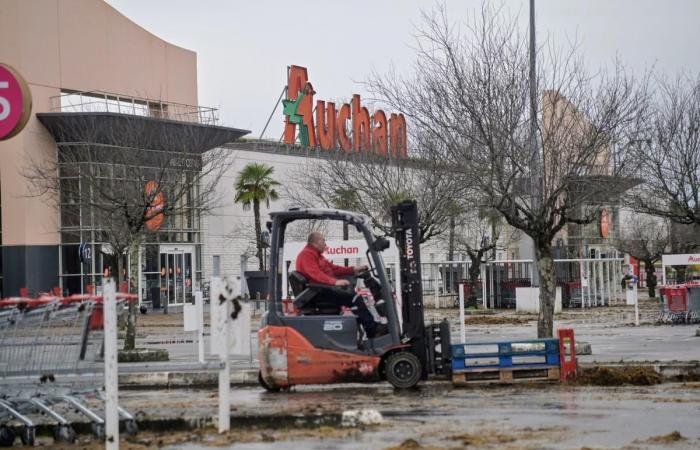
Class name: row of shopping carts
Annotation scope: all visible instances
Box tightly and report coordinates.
[657,285,700,324]
[0,293,137,446]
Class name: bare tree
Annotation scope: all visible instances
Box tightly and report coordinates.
[614,214,670,297]
[451,205,520,307]
[366,5,650,337]
[26,113,236,350]
[629,75,700,226]
[287,146,461,244]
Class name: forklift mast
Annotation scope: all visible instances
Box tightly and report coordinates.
[391,200,429,373]
[391,200,451,379]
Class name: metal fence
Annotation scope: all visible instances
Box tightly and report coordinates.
[421,257,625,309]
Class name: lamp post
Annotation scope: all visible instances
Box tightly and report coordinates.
[529,0,540,286]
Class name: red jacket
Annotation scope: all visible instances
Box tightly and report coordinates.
[296,244,355,285]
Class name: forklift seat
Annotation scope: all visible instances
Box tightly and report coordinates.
[288,271,341,315]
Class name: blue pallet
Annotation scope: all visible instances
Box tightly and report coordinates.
[451,338,560,372]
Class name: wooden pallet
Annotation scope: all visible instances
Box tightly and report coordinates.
[452,366,560,386]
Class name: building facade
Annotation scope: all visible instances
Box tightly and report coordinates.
[0,0,247,304]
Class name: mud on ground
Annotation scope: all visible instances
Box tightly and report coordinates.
[574,365,663,386]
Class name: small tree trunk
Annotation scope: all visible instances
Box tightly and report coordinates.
[675,266,687,284]
[645,259,657,298]
[253,199,263,271]
[536,243,556,338]
[448,216,456,261]
[466,255,481,308]
[124,241,140,350]
[121,252,137,351]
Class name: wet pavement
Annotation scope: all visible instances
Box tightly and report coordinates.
[136,298,700,368]
[98,300,700,449]
[115,382,700,450]
[7,299,700,449]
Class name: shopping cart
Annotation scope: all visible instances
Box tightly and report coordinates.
[0,293,137,446]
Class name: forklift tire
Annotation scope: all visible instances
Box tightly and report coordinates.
[258,371,281,392]
[385,352,422,389]
[20,426,36,446]
[0,426,15,447]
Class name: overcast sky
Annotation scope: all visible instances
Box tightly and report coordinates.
[104,0,700,139]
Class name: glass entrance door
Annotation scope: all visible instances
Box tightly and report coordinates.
[160,247,194,305]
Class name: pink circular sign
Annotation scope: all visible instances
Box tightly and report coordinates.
[0,63,32,141]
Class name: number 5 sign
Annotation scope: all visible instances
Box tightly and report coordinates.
[0,63,32,141]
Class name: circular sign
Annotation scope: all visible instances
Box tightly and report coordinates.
[600,209,610,239]
[0,63,32,141]
[144,181,165,231]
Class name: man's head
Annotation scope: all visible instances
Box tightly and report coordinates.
[307,231,327,252]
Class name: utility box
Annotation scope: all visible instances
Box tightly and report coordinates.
[515,287,562,313]
[625,275,638,306]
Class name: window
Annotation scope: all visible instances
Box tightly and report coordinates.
[213,255,221,277]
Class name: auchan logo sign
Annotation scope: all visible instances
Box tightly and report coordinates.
[283,65,407,157]
[689,256,700,264]
[325,245,360,256]
[283,239,397,263]
[0,63,32,141]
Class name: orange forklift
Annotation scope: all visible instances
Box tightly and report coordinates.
[258,200,451,390]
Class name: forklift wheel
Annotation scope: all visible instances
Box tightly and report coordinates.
[385,352,422,389]
[258,371,281,392]
[0,426,15,447]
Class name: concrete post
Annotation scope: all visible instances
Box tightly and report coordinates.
[103,281,119,450]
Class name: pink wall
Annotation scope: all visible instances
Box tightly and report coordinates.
[0,0,199,246]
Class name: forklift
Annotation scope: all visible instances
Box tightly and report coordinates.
[258,200,451,390]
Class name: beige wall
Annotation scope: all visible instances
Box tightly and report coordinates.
[0,0,199,246]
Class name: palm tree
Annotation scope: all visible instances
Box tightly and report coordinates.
[234,163,280,270]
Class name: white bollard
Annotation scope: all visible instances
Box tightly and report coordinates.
[103,280,119,450]
[196,291,205,363]
[433,263,439,308]
[210,276,241,434]
[184,292,206,363]
[480,264,487,309]
[210,277,231,433]
[458,282,466,344]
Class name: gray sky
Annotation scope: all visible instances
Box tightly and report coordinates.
[104,0,700,139]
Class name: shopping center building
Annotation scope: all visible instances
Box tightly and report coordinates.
[0,0,248,303]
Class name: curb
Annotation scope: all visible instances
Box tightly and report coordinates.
[118,360,700,389]
[120,368,259,388]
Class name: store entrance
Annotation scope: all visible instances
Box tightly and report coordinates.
[160,245,194,305]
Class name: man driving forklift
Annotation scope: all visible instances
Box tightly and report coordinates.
[296,232,388,338]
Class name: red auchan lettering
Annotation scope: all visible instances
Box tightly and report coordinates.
[689,256,700,263]
[284,65,407,157]
[324,245,360,256]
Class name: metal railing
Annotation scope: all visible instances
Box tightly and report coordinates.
[421,257,626,309]
[49,91,219,125]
